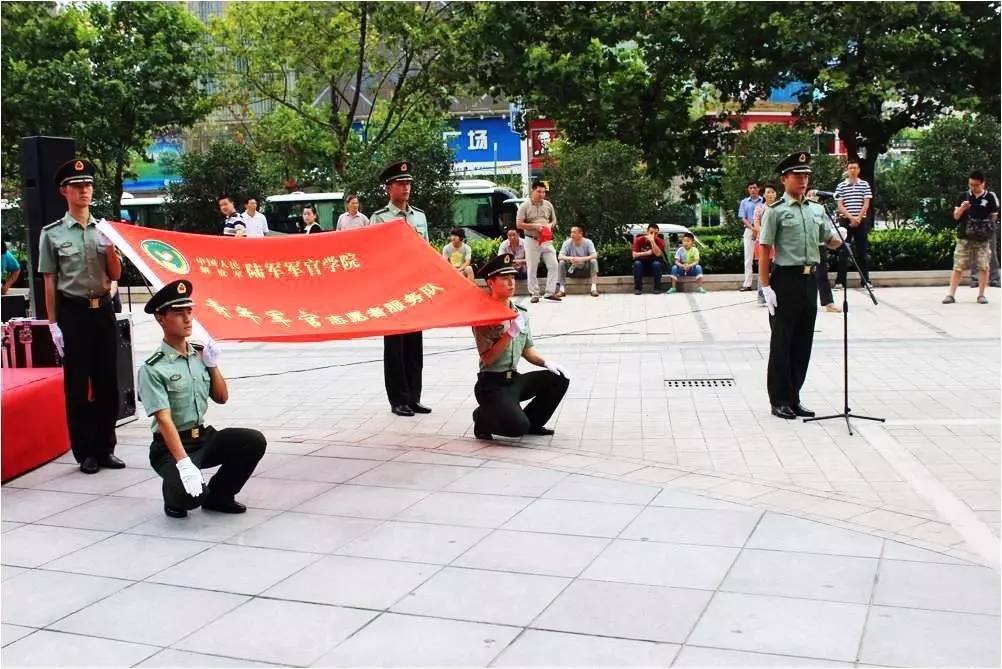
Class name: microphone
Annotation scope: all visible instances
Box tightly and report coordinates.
[813,190,838,199]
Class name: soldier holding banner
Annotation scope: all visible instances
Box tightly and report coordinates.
[370,160,432,417]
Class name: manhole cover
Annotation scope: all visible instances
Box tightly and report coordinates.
[665,378,735,388]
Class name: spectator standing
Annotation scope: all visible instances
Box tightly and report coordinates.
[219,196,246,237]
[738,181,763,291]
[753,184,779,305]
[242,197,269,237]
[556,226,600,297]
[944,170,999,305]
[631,223,666,294]
[516,181,560,303]
[336,195,370,231]
[497,227,528,279]
[442,227,476,281]
[2,242,21,294]
[834,160,873,288]
[668,232,706,294]
[301,205,322,234]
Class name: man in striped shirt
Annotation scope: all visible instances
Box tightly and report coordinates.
[834,160,873,288]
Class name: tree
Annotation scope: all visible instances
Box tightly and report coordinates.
[541,139,660,246]
[870,160,914,229]
[212,2,482,179]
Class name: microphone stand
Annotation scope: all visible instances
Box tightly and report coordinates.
[803,203,884,435]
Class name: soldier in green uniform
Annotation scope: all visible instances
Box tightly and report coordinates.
[370,160,431,416]
[38,159,124,474]
[759,152,844,420]
[471,254,570,440]
[137,280,266,518]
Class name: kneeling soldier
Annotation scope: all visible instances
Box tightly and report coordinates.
[472,254,570,440]
[138,280,266,518]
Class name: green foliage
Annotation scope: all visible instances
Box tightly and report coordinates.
[657,202,698,228]
[541,140,660,247]
[866,229,955,270]
[163,141,279,234]
[870,160,914,228]
[720,125,843,224]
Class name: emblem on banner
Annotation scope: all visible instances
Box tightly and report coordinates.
[141,239,190,275]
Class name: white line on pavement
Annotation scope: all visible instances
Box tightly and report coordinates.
[857,423,1001,572]
[884,418,999,426]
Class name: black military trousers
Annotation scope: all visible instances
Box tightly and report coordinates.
[383,331,423,407]
[150,426,267,510]
[473,370,569,437]
[836,221,869,285]
[57,299,119,463]
[767,267,818,407]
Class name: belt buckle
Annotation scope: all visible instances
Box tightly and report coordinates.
[190,427,200,439]
[88,297,100,309]
[505,370,512,380]
[802,265,811,275]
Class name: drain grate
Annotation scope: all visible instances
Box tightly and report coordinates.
[665,377,735,389]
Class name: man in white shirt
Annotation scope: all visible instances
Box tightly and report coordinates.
[242,197,269,238]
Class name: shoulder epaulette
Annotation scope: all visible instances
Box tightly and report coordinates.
[191,343,204,353]
[371,207,390,216]
[43,220,61,230]
[410,205,425,213]
[768,199,783,208]
[514,303,528,313]
[144,351,164,365]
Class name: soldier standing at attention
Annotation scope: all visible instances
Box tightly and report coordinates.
[759,152,843,420]
[370,160,431,417]
[471,254,570,440]
[138,280,266,518]
[38,159,124,474]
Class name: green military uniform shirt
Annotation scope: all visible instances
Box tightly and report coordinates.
[759,193,838,266]
[370,201,429,241]
[472,303,533,373]
[137,341,211,434]
[37,212,113,298]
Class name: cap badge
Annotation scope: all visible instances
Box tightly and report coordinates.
[400,163,408,172]
[798,154,806,162]
[177,282,187,294]
[74,160,84,171]
[504,254,511,263]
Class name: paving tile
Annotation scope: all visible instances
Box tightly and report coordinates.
[126,507,280,543]
[687,592,868,662]
[347,461,473,491]
[336,521,489,564]
[502,498,643,538]
[392,566,568,626]
[264,555,438,609]
[2,463,79,489]
[1,524,113,567]
[746,513,883,557]
[315,612,519,667]
[1,624,35,647]
[721,549,878,604]
[108,475,164,500]
[541,474,660,505]
[650,488,754,511]
[176,598,376,666]
[36,495,163,532]
[1,566,25,581]
[310,444,407,460]
[33,467,156,495]
[454,529,609,578]
[232,477,335,510]
[445,467,568,497]
[859,605,1001,668]
[0,489,97,523]
[0,522,23,533]
[621,506,761,547]
[294,484,429,519]
[881,540,970,565]
[50,582,246,646]
[396,491,533,528]
[0,569,128,627]
[872,560,1000,614]
[44,533,211,581]
[673,646,852,667]
[1,630,156,667]
[532,580,711,643]
[392,450,485,467]
[226,511,380,553]
[582,539,739,590]
[262,456,381,483]
[492,629,680,667]
[137,649,278,667]
[149,543,320,595]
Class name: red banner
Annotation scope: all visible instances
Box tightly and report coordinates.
[100,220,512,342]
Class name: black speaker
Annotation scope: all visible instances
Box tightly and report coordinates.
[1,295,29,321]
[20,136,75,318]
[115,314,137,422]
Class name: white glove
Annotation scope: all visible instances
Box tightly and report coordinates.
[545,361,570,379]
[505,316,526,339]
[200,339,221,368]
[761,285,778,316]
[96,224,112,248]
[175,457,205,498]
[48,322,64,357]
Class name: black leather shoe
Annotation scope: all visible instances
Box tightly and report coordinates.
[771,405,797,420]
[527,426,555,436]
[80,457,100,474]
[409,403,432,414]
[391,404,415,416]
[474,426,493,440]
[97,454,126,469]
[792,403,815,418]
[164,504,187,518]
[633,289,642,295]
[202,497,247,514]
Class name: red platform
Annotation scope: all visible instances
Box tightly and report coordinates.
[2,367,70,482]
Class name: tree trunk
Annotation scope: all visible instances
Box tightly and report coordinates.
[114,159,125,222]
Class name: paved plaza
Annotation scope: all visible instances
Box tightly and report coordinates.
[2,285,1000,667]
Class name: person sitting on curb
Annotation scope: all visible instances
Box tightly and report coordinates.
[631,223,666,294]
[555,225,600,297]
[497,227,528,280]
[442,227,476,282]
[668,232,706,293]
